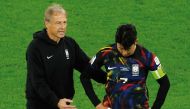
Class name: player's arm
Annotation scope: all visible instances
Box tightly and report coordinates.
[89,46,113,83]
[150,56,170,109]
[79,64,106,107]
[86,49,109,108]
[152,74,170,109]
[80,50,107,107]
[73,38,107,84]
[73,41,107,107]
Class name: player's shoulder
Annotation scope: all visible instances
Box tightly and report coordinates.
[137,44,153,54]
[98,44,115,53]
[137,44,147,52]
[137,44,158,61]
[92,44,115,62]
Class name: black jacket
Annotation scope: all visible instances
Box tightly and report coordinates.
[26,29,103,109]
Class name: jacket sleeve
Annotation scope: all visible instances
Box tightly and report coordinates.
[26,44,59,108]
[152,75,170,109]
[73,40,106,107]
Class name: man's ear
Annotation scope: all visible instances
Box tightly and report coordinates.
[44,20,49,29]
[135,39,138,44]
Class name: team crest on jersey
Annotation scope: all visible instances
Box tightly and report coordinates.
[65,49,70,59]
[132,64,139,76]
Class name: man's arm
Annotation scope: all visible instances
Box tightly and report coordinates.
[57,98,77,109]
[80,65,107,106]
[152,75,170,109]
[148,54,170,109]
[80,71,101,106]
[73,40,107,107]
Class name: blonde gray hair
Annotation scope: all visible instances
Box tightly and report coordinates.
[44,3,66,21]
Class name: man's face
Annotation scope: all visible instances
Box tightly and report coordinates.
[117,42,136,57]
[45,12,67,39]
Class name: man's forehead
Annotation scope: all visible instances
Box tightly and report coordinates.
[51,12,66,18]
[50,13,67,21]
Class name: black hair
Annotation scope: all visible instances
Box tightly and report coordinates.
[115,24,137,49]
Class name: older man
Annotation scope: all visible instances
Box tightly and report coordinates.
[26,4,107,109]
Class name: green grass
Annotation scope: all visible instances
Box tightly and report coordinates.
[0,0,189,109]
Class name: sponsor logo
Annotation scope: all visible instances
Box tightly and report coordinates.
[47,55,53,59]
[132,64,139,76]
[120,67,129,71]
[120,78,128,83]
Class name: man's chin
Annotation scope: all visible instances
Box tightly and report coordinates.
[58,34,65,38]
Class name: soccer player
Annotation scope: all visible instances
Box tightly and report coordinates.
[88,24,170,109]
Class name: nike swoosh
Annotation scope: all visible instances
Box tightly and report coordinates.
[47,55,53,59]
[108,66,117,70]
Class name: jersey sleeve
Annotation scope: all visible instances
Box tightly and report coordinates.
[149,53,166,80]
[90,47,111,69]
[80,47,110,107]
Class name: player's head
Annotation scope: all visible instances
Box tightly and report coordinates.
[115,24,137,57]
[44,3,67,41]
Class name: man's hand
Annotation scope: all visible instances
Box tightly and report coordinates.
[96,103,110,109]
[57,98,77,109]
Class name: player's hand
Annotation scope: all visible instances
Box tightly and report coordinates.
[57,98,77,109]
[96,103,110,109]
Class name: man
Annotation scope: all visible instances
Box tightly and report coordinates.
[85,24,170,109]
[26,4,107,109]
